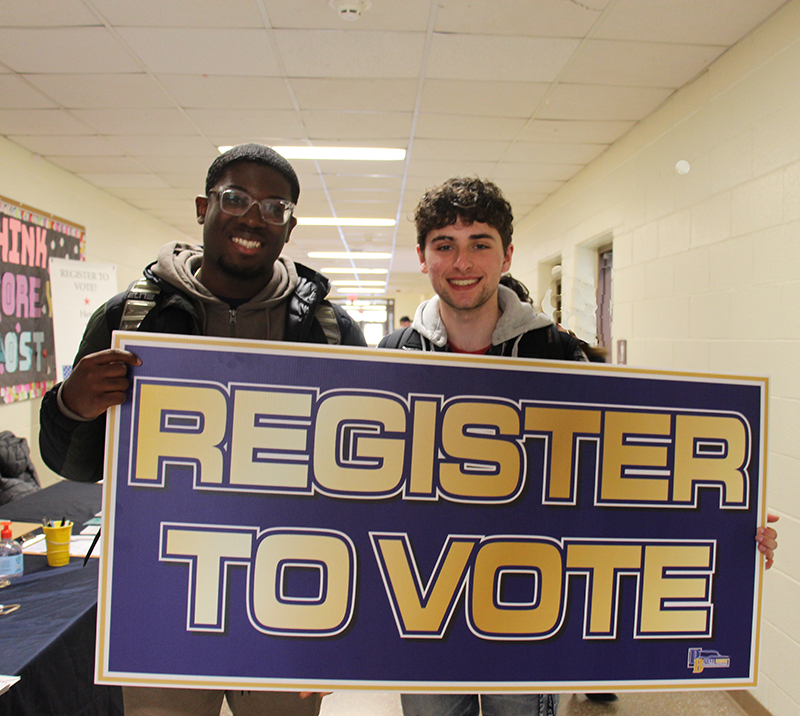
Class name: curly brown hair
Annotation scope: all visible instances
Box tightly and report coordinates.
[414,177,514,251]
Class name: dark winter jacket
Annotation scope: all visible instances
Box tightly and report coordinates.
[40,250,365,483]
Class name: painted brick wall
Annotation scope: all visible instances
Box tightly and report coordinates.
[513,2,800,713]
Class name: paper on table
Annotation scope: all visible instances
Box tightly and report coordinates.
[8,522,41,540]
[23,534,101,559]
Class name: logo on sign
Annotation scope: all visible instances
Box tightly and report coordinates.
[688,648,731,673]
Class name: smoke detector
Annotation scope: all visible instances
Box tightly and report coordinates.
[329,0,372,21]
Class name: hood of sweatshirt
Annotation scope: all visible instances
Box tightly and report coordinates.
[149,241,299,340]
[412,283,554,349]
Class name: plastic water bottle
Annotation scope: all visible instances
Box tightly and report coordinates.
[0,521,23,586]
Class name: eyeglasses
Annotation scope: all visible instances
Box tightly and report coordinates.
[208,188,295,226]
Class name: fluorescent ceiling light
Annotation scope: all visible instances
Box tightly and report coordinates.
[322,267,387,274]
[274,146,405,161]
[309,252,392,259]
[335,288,386,295]
[332,281,386,287]
[297,217,395,227]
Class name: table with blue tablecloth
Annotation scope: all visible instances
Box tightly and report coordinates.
[0,480,123,716]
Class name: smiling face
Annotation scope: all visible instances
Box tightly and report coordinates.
[195,161,297,299]
[418,219,513,315]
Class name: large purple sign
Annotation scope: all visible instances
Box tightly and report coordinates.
[96,332,768,693]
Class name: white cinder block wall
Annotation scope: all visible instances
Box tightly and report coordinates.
[0,136,191,487]
[513,2,800,714]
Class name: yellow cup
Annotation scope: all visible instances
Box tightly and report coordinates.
[43,521,73,567]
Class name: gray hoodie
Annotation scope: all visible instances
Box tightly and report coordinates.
[149,241,298,341]
[411,284,555,356]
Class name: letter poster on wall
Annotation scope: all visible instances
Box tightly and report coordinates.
[0,195,84,403]
[97,332,768,694]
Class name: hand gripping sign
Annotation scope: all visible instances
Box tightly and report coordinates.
[96,332,767,693]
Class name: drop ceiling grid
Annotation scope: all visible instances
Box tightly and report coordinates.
[0,0,790,295]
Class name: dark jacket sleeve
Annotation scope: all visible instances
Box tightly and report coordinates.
[39,300,115,483]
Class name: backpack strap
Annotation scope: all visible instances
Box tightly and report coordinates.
[313,303,341,345]
[118,277,160,331]
[511,324,571,360]
[380,326,419,350]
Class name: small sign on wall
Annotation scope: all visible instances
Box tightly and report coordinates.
[49,258,117,382]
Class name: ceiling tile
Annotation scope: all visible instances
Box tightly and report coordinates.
[263,0,431,31]
[275,30,425,78]
[160,172,208,190]
[300,111,413,140]
[131,155,217,175]
[78,173,169,188]
[561,40,726,88]
[0,110,94,135]
[185,109,306,138]
[0,28,141,73]
[156,75,295,110]
[419,80,548,118]
[105,186,191,203]
[503,142,608,165]
[426,34,579,82]
[538,84,674,120]
[303,163,406,181]
[117,28,280,75]
[407,159,498,177]
[291,78,418,112]
[594,0,787,44]
[8,134,127,156]
[402,176,447,192]
[289,188,332,206]
[90,0,266,28]
[324,201,397,218]
[0,0,783,301]
[0,76,57,108]
[414,114,526,140]
[72,109,200,135]
[410,139,511,162]
[108,135,217,157]
[491,163,582,182]
[326,189,399,204]
[47,155,147,174]
[25,74,173,109]
[0,0,102,26]
[322,175,404,191]
[517,119,636,144]
[489,178,565,195]
[434,0,608,36]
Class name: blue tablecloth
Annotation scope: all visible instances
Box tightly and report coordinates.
[0,482,122,716]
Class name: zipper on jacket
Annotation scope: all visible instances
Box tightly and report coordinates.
[229,308,237,330]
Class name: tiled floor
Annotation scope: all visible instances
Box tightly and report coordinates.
[230,690,750,716]
[221,690,752,715]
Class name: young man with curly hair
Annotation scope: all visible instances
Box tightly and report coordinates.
[380,177,584,716]
[380,176,585,361]
[381,177,779,716]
